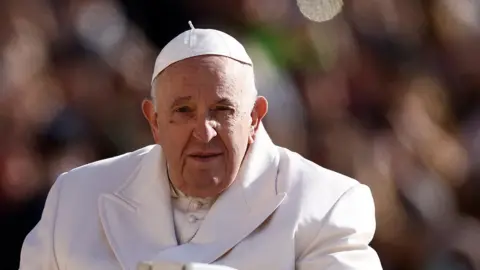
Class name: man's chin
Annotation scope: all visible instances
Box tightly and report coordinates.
[182,175,232,198]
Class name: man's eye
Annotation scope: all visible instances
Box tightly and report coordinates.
[174,106,193,113]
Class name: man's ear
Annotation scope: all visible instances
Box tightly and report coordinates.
[249,96,268,143]
[142,99,162,144]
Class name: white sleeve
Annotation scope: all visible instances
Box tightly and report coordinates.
[296,184,383,270]
[19,173,67,270]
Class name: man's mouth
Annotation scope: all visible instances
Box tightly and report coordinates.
[188,152,223,162]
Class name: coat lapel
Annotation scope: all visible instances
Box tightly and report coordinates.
[98,146,178,270]
[98,124,287,269]
[149,124,287,264]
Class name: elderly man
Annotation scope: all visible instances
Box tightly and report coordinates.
[19,25,382,270]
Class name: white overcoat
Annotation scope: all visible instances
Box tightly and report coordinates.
[20,126,382,270]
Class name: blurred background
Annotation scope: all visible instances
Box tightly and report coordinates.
[1,0,480,269]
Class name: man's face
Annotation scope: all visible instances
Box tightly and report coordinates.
[143,56,267,198]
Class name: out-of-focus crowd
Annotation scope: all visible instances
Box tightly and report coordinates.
[1,0,479,269]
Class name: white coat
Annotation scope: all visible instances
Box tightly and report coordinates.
[19,125,382,270]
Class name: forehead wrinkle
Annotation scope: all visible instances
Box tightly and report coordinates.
[154,56,255,108]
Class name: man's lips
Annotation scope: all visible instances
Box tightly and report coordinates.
[188,151,222,157]
[188,151,223,159]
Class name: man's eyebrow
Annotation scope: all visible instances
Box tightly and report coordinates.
[215,98,236,106]
[170,96,192,108]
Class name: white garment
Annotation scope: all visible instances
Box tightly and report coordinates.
[19,124,382,270]
[169,183,215,244]
[171,197,208,244]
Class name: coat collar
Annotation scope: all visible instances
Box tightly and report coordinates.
[98,124,286,270]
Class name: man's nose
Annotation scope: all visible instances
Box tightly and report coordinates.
[192,117,218,142]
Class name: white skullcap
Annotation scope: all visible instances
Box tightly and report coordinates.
[151,22,253,84]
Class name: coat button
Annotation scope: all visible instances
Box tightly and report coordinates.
[191,200,202,210]
[188,215,198,223]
